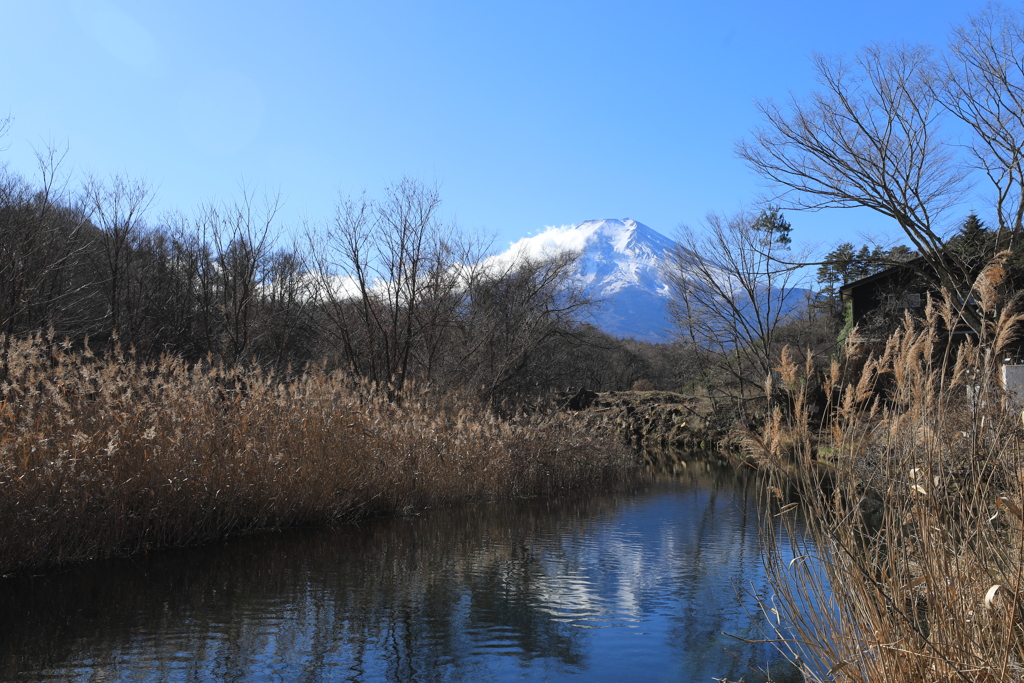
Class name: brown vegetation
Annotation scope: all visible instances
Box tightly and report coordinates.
[749,258,1024,681]
[0,333,637,576]
[579,390,734,455]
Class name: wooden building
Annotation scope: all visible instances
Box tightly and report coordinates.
[839,258,931,343]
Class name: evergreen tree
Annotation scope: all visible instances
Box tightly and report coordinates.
[815,242,914,316]
[815,242,855,309]
[947,213,991,265]
[752,206,792,247]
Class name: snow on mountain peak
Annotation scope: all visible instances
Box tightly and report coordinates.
[496,219,679,342]
[493,218,808,343]
[503,218,674,263]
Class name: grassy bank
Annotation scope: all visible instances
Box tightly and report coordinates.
[0,334,637,576]
[748,266,1024,682]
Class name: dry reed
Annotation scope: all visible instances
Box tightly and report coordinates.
[750,257,1024,682]
[0,333,636,575]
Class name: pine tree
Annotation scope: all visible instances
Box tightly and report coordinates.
[948,213,990,261]
[752,206,792,247]
[815,242,914,317]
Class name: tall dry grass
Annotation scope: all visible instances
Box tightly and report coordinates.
[750,256,1024,682]
[0,332,636,575]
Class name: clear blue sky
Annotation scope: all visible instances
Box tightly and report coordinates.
[0,0,997,253]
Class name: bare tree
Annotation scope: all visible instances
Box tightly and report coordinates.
[85,173,153,344]
[308,178,457,392]
[161,209,221,359]
[208,188,278,365]
[0,139,90,378]
[307,179,598,400]
[941,6,1024,248]
[256,244,318,370]
[664,210,811,402]
[408,233,491,384]
[126,225,193,358]
[735,6,1024,327]
[457,250,596,402]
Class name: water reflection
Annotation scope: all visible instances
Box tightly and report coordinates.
[0,460,800,682]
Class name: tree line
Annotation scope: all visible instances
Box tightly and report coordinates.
[0,136,698,401]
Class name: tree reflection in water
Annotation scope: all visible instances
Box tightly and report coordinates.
[0,459,802,682]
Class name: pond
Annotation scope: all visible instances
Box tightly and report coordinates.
[0,459,802,682]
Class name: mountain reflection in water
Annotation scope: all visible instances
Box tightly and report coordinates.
[0,460,801,682]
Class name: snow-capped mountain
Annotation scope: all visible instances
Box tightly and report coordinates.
[496,218,812,344]
[498,218,682,342]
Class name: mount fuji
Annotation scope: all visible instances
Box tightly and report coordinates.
[497,218,683,342]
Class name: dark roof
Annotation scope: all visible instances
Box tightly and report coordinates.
[838,256,927,301]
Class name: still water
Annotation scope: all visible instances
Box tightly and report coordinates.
[0,462,800,682]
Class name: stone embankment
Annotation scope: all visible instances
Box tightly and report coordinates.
[564,390,737,465]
